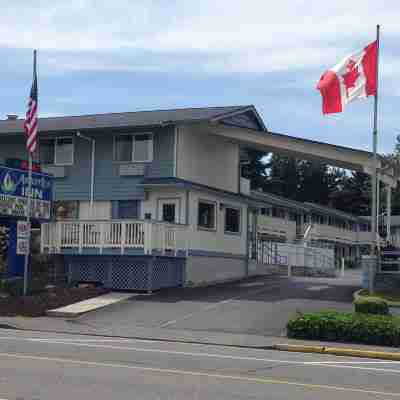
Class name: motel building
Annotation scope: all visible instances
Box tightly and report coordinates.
[0,106,398,290]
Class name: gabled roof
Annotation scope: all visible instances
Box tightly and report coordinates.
[0,105,265,135]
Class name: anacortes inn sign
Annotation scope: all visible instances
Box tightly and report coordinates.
[0,165,52,220]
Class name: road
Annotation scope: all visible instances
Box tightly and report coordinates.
[0,328,399,399]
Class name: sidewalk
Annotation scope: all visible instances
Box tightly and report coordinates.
[1,315,400,356]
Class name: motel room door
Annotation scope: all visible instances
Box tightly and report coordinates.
[158,199,180,224]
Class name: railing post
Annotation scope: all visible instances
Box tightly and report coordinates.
[121,221,126,255]
[40,224,45,254]
[162,224,166,255]
[144,221,151,255]
[99,222,105,255]
[57,222,62,253]
[79,222,83,254]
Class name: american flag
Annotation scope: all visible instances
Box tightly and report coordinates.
[24,50,38,154]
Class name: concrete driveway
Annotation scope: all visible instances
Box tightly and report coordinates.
[78,271,360,338]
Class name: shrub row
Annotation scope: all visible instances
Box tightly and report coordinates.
[287,311,400,347]
[354,297,390,315]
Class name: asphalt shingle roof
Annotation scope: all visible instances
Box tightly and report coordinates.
[0,105,250,135]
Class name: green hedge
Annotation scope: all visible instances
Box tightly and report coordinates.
[287,311,400,347]
[354,298,390,315]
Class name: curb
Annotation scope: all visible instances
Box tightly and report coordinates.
[353,289,400,308]
[272,343,400,361]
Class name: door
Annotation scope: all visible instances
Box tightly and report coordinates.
[158,199,180,224]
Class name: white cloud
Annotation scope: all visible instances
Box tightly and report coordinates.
[0,0,399,75]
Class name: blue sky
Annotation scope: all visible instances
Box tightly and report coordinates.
[1,1,399,154]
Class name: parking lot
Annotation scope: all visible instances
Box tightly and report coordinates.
[78,272,360,337]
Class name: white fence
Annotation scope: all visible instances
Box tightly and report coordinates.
[255,241,335,271]
[41,220,189,256]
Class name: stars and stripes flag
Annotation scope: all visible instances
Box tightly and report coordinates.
[24,50,38,154]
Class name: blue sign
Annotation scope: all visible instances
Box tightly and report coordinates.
[0,165,53,220]
[0,166,52,201]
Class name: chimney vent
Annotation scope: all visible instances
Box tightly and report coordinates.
[6,114,18,120]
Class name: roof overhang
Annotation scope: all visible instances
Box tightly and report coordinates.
[193,122,399,188]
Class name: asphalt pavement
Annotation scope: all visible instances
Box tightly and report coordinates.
[76,273,358,337]
[0,328,399,399]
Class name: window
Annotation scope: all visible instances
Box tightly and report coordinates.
[115,135,132,162]
[117,200,140,219]
[198,200,216,230]
[225,207,241,234]
[40,139,55,164]
[114,133,153,162]
[162,204,176,223]
[55,137,74,165]
[39,137,74,165]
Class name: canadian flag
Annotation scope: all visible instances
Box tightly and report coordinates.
[317,41,377,114]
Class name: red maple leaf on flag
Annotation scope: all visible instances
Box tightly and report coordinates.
[341,59,360,97]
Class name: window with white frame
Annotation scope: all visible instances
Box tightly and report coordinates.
[198,200,216,230]
[225,206,241,234]
[114,133,153,162]
[39,137,74,165]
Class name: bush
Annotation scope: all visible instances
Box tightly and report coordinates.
[0,277,24,297]
[287,311,400,346]
[354,297,390,315]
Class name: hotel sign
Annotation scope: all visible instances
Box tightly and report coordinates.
[0,165,53,220]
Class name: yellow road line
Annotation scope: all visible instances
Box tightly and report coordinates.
[0,352,398,397]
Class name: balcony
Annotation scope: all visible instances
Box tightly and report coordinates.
[41,219,189,256]
[257,215,296,241]
[308,223,358,244]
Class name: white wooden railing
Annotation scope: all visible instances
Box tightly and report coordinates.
[256,215,297,241]
[41,220,189,256]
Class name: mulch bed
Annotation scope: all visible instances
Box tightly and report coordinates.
[0,286,109,317]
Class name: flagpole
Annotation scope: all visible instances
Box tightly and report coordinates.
[369,24,380,294]
[23,49,37,296]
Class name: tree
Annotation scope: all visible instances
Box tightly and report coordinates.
[263,154,301,199]
[241,149,269,191]
[331,171,371,215]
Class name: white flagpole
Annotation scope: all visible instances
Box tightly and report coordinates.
[23,49,37,296]
[369,25,380,295]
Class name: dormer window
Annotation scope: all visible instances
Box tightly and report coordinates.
[114,133,154,162]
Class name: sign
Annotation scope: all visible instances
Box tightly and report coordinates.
[17,221,29,237]
[16,221,30,255]
[0,165,53,220]
[17,238,28,255]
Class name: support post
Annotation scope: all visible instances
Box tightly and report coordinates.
[341,257,345,278]
[387,185,392,241]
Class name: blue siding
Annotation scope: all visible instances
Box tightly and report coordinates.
[0,126,175,202]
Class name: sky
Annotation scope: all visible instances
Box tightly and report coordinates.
[1,1,399,154]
